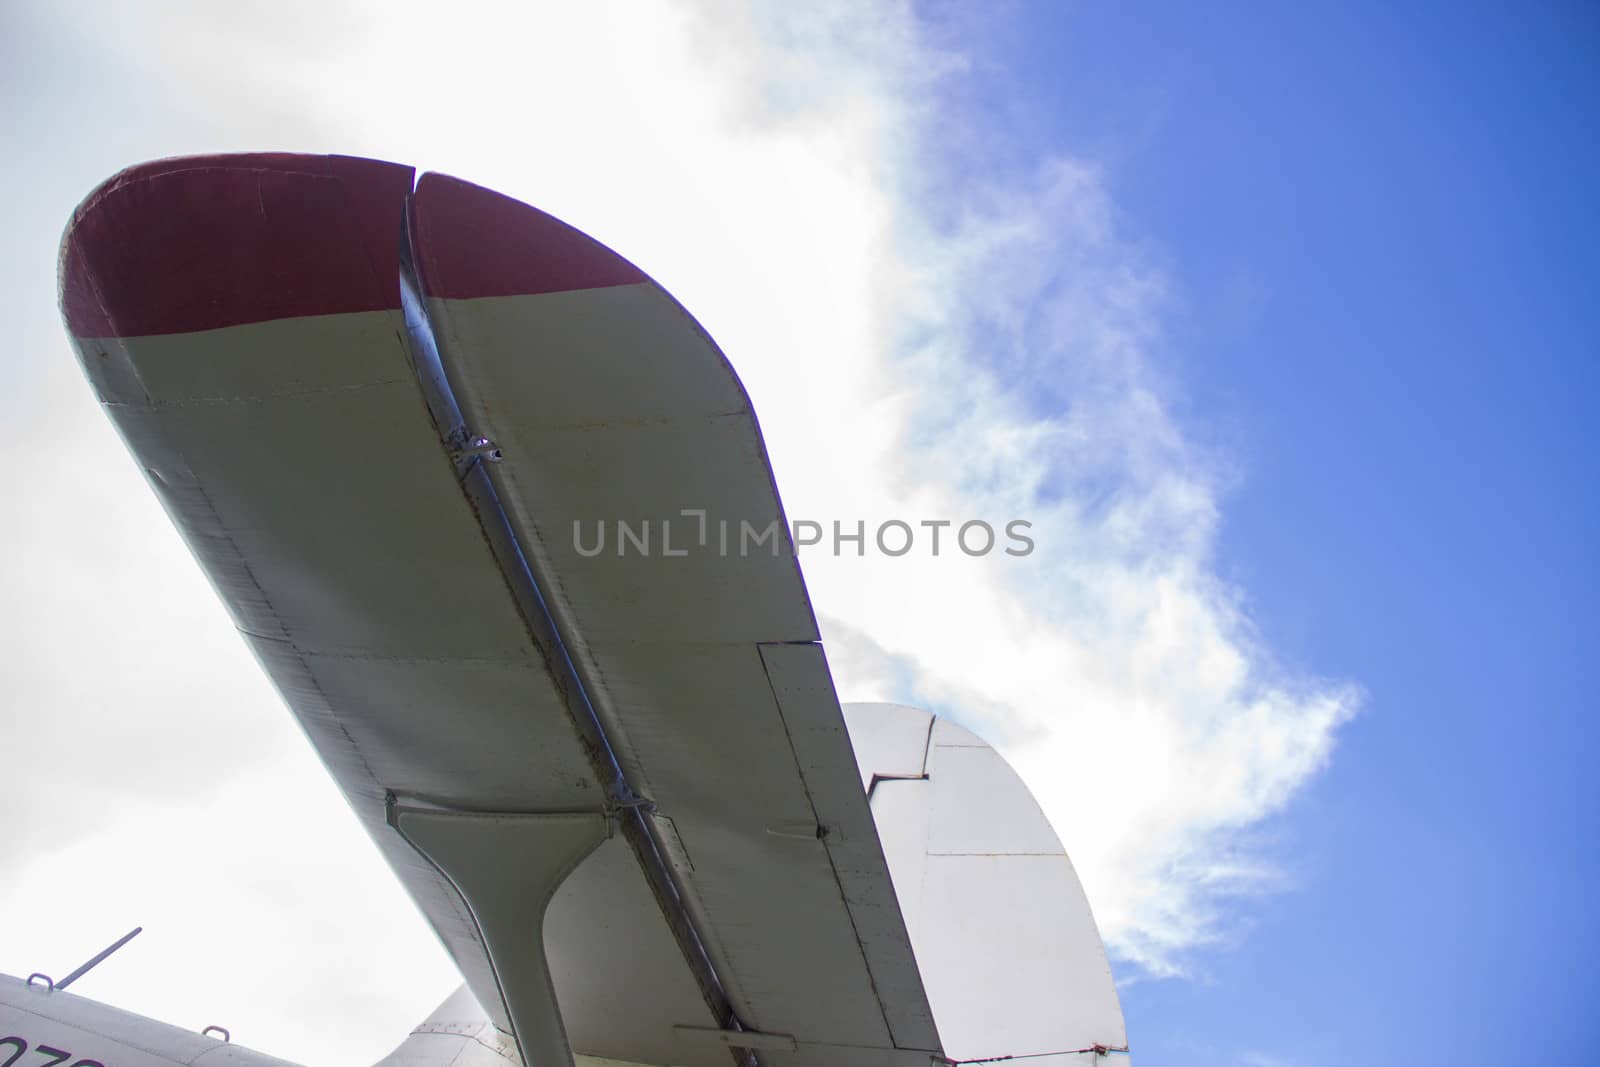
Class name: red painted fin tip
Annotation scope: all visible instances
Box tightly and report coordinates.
[411,172,648,301]
[60,153,416,338]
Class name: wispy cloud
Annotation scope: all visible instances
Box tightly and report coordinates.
[1,0,1356,1060]
[665,3,1361,976]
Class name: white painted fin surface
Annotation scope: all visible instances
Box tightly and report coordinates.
[844,703,1130,1064]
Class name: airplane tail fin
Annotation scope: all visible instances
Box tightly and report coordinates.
[371,985,518,1067]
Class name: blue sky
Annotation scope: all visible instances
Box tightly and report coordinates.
[920,2,1599,1061]
[1,3,1594,1065]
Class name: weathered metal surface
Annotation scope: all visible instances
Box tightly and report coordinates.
[59,155,945,1067]
[58,154,694,1063]
[411,172,941,1060]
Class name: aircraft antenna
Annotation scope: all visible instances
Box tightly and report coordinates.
[56,926,143,990]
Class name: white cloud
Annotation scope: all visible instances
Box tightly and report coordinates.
[0,0,1356,1060]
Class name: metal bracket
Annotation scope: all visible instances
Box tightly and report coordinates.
[605,780,657,816]
[673,1025,798,1053]
[451,437,503,464]
[389,802,611,1067]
